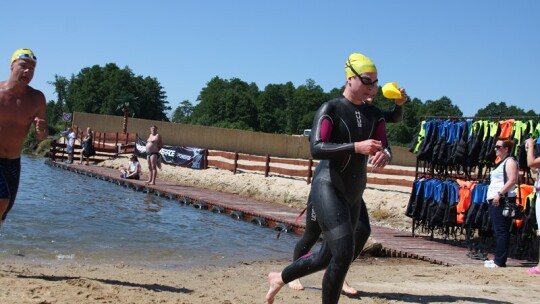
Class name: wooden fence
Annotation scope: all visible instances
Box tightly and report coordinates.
[205,150,415,187]
[49,134,414,187]
[50,131,137,163]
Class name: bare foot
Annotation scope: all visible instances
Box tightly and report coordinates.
[265,272,285,304]
[288,279,304,290]
[342,280,358,295]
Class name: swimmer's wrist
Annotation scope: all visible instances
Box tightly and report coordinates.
[383,147,392,161]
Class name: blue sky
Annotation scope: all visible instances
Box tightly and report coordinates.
[3,1,539,117]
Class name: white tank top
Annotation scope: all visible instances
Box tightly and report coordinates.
[487,157,517,200]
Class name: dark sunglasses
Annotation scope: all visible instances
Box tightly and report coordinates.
[494,145,504,149]
[346,60,378,86]
[359,75,378,86]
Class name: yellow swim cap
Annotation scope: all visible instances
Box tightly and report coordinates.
[345,53,376,79]
[11,48,37,64]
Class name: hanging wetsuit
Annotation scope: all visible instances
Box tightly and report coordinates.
[281,96,386,303]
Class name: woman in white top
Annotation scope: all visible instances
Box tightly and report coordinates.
[121,155,142,180]
[525,137,540,274]
[484,138,518,268]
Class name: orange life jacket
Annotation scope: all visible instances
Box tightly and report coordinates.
[456,179,477,225]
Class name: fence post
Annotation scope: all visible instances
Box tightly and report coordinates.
[203,149,209,169]
[233,152,239,174]
[124,132,129,152]
[51,140,57,161]
[265,154,270,177]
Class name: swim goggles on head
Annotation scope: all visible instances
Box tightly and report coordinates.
[15,53,37,61]
[346,60,378,86]
[11,48,37,64]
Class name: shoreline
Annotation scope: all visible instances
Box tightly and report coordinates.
[1,157,538,303]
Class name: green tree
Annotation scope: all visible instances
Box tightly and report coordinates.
[417,96,463,118]
[191,77,258,130]
[287,79,326,134]
[475,102,534,118]
[191,76,228,126]
[53,63,170,121]
[46,75,69,127]
[171,100,194,123]
[134,76,170,121]
[256,82,295,133]
[387,122,413,146]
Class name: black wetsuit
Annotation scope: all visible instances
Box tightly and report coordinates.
[0,158,21,220]
[293,105,402,263]
[281,97,387,304]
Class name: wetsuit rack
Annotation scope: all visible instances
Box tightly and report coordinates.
[406,116,539,261]
[421,115,540,121]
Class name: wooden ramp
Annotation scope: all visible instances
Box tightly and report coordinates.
[46,160,534,268]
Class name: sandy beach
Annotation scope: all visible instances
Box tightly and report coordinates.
[1,157,538,304]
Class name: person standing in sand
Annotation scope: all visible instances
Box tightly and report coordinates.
[0,48,48,229]
[288,93,408,295]
[145,125,163,185]
[266,52,392,304]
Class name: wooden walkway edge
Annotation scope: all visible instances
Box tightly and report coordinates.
[45,159,534,268]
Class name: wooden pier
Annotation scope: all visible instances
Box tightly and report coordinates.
[46,160,535,268]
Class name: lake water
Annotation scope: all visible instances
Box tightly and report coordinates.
[0,156,301,268]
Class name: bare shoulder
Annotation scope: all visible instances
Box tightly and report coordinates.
[0,80,8,93]
[28,86,46,102]
[507,157,518,168]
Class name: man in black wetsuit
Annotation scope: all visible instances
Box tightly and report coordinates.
[266,53,404,304]
[289,97,408,294]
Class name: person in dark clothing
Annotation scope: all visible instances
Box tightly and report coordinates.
[484,138,518,268]
[79,127,94,165]
[266,52,401,304]
[288,103,407,294]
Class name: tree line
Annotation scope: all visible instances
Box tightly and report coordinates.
[46,63,538,147]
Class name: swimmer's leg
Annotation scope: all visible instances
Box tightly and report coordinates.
[266,272,285,304]
[342,280,358,295]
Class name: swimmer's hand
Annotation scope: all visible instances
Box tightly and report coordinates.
[369,149,390,168]
[395,88,408,106]
[354,139,382,155]
[34,117,48,140]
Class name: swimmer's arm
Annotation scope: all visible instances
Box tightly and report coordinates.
[383,105,403,123]
[310,102,381,158]
[383,88,408,123]
[33,91,48,140]
[310,117,381,158]
[369,120,392,167]
[158,134,163,150]
[309,108,355,158]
